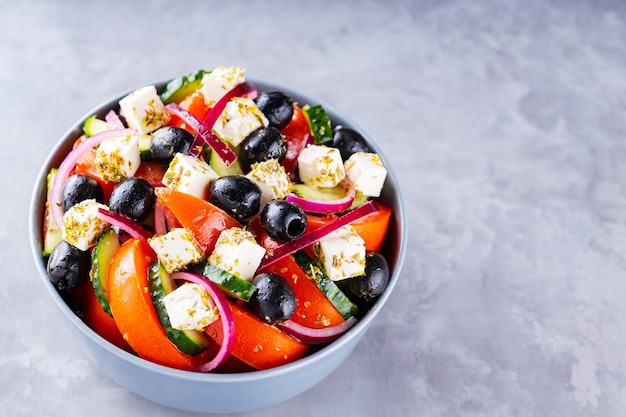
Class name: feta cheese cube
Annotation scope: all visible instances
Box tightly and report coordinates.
[313,225,366,281]
[148,228,204,274]
[297,144,345,188]
[163,283,218,331]
[95,134,141,182]
[200,66,246,106]
[163,153,219,199]
[246,159,291,207]
[344,152,387,197]
[213,97,268,147]
[62,199,110,251]
[118,85,170,134]
[208,227,266,282]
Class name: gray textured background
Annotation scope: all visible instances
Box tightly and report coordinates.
[4,0,626,415]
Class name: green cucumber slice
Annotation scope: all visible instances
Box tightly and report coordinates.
[160,69,210,104]
[292,250,358,319]
[89,229,120,316]
[190,262,256,302]
[302,104,332,144]
[148,262,211,355]
[43,168,62,256]
[137,134,152,162]
[83,115,111,137]
[209,144,244,176]
[292,183,347,201]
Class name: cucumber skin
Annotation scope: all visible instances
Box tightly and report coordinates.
[292,251,359,319]
[148,262,211,355]
[89,229,120,317]
[190,262,256,302]
[302,104,333,144]
[160,69,209,104]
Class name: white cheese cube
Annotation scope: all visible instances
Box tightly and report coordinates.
[208,227,266,282]
[313,225,366,281]
[163,283,218,331]
[148,228,204,274]
[62,199,110,251]
[95,134,141,182]
[163,153,219,199]
[246,159,291,207]
[344,152,387,197]
[201,66,246,106]
[213,97,268,147]
[297,144,346,188]
[118,85,170,134]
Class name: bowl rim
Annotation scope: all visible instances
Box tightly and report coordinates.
[29,75,408,383]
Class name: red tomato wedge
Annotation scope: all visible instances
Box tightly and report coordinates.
[280,105,311,177]
[81,283,132,352]
[167,91,210,132]
[107,238,205,370]
[134,162,166,188]
[154,187,241,256]
[205,301,309,371]
[306,200,393,253]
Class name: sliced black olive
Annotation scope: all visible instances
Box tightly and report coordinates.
[61,174,104,212]
[108,177,155,222]
[150,126,195,166]
[239,127,287,171]
[46,240,91,291]
[255,91,294,130]
[260,200,307,242]
[344,252,389,302]
[249,272,297,324]
[209,175,261,222]
[331,126,370,161]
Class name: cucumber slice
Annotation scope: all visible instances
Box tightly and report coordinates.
[43,169,62,256]
[292,250,358,319]
[190,262,256,302]
[292,183,347,201]
[89,229,120,316]
[160,69,210,104]
[137,134,152,162]
[83,115,112,137]
[209,144,244,176]
[148,262,211,355]
[302,104,332,144]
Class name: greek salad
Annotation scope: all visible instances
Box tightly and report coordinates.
[42,66,394,372]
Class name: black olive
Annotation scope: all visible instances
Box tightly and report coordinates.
[239,127,287,171]
[209,175,261,222]
[255,91,294,130]
[249,272,297,324]
[108,177,155,222]
[344,252,389,302]
[46,240,91,291]
[331,126,370,161]
[260,200,307,242]
[150,126,195,166]
[61,174,104,212]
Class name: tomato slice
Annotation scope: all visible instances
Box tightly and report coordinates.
[167,90,210,132]
[81,282,132,352]
[107,238,205,370]
[133,162,166,188]
[205,300,309,371]
[306,200,393,253]
[280,105,311,178]
[155,187,241,256]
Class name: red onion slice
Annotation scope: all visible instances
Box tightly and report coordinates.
[153,201,167,235]
[278,316,357,344]
[165,103,237,167]
[259,200,378,269]
[96,208,153,242]
[105,110,125,129]
[48,128,136,231]
[170,271,236,372]
[286,187,356,214]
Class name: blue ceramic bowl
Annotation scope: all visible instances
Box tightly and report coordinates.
[29,77,407,413]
